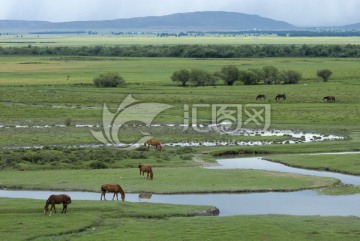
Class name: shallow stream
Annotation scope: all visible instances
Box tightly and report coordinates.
[1,155,360,217]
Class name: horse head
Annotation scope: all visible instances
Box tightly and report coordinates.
[44,206,49,214]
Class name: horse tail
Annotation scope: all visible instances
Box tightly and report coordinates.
[149,167,154,180]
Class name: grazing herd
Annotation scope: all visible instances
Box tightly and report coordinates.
[44,140,161,215]
[256,94,336,102]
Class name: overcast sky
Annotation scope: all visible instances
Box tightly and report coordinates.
[1,0,359,27]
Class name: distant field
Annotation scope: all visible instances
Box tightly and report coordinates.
[0,56,359,85]
[0,56,360,148]
[1,34,360,46]
[1,36,360,240]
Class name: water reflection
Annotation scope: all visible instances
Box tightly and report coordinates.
[2,156,360,217]
[1,189,360,217]
[209,157,360,186]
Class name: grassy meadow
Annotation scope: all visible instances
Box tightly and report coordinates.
[2,34,360,47]
[1,35,360,240]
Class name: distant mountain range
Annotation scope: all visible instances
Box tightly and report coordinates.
[0,11,358,32]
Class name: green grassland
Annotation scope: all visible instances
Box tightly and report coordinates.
[2,34,360,47]
[0,167,337,193]
[2,198,360,241]
[0,56,359,149]
[1,37,360,240]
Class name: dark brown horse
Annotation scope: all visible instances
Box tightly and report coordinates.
[100,184,125,201]
[256,94,266,100]
[275,94,286,100]
[144,139,162,151]
[139,163,154,180]
[44,194,71,215]
[323,96,336,102]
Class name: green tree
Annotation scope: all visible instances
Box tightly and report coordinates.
[317,69,333,82]
[262,66,280,84]
[280,70,302,84]
[189,69,217,86]
[93,72,126,87]
[239,69,262,85]
[171,69,190,86]
[217,65,239,86]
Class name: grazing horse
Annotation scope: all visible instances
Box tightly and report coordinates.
[100,184,125,201]
[144,139,162,151]
[275,94,286,100]
[323,96,336,102]
[139,163,154,180]
[44,194,71,215]
[256,94,266,100]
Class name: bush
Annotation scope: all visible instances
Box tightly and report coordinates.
[189,68,217,86]
[171,69,190,86]
[93,72,126,87]
[280,70,302,84]
[89,161,108,169]
[317,69,333,82]
[217,65,239,86]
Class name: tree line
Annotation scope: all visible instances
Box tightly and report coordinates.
[171,65,307,86]
[92,67,332,88]
[1,44,360,57]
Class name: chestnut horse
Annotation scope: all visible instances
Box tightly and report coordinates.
[139,163,154,180]
[256,94,266,100]
[100,184,125,201]
[144,139,162,151]
[323,96,336,102]
[44,194,71,215]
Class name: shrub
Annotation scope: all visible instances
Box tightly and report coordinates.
[280,70,302,84]
[93,72,126,87]
[89,161,108,169]
[171,69,190,86]
[317,69,333,82]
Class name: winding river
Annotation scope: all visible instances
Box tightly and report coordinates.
[1,155,360,217]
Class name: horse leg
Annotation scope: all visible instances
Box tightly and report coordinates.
[112,193,116,201]
[115,192,119,201]
[51,204,56,214]
[62,204,67,213]
[101,192,106,201]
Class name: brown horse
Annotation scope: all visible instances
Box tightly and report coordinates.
[323,96,336,102]
[44,194,71,215]
[144,139,162,151]
[139,163,154,180]
[256,94,266,100]
[275,94,286,100]
[100,184,125,201]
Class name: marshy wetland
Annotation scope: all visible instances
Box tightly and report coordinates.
[1,35,360,240]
